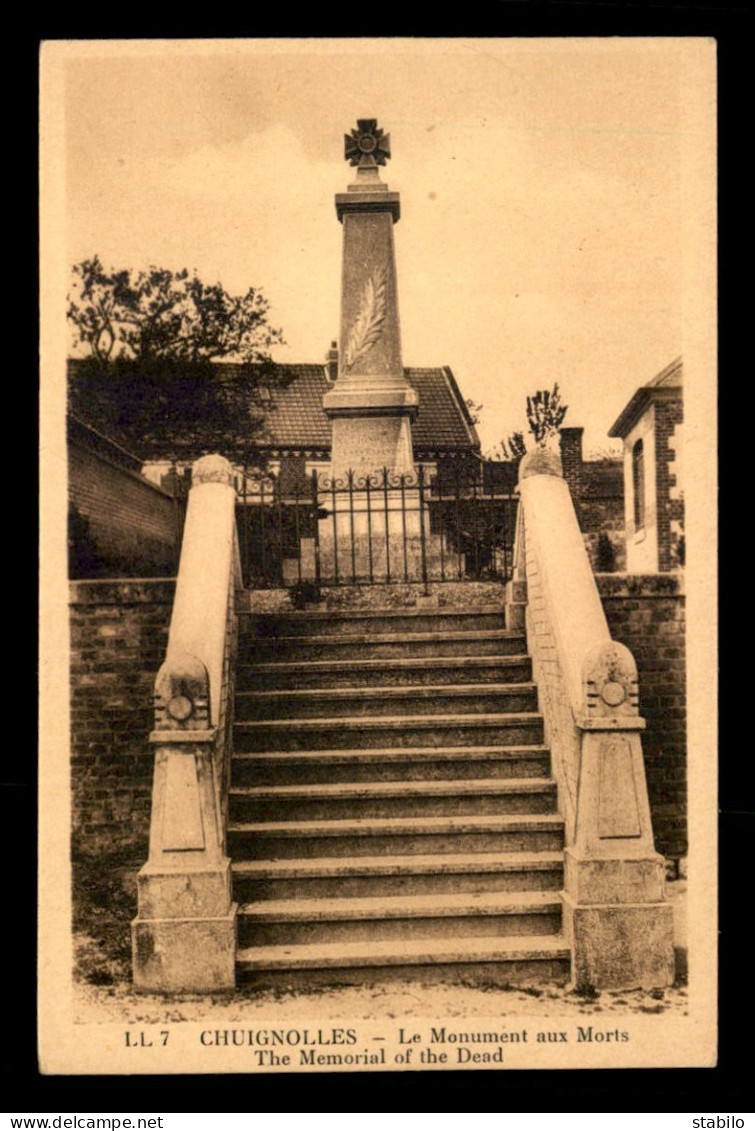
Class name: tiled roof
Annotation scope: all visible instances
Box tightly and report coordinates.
[410,368,480,450]
[255,365,331,448]
[67,360,480,458]
[250,364,479,452]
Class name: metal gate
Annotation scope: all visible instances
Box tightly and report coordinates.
[236,463,518,591]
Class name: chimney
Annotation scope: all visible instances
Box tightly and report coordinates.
[560,426,584,499]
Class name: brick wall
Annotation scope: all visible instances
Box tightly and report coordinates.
[69,420,183,578]
[560,428,625,570]
[596,573,687,859]
[70,556,239,976]
[654,401,685,572]
[70,580,175,861]
[579,500,627,572]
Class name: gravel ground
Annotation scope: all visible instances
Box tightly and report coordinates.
[73,972,688,1026]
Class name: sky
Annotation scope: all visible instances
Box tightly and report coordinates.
[61,38,710,456]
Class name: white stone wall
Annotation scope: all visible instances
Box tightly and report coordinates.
[622,404,658,573]
[141,460,173,487]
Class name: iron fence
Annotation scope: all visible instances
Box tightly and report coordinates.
[236,463,518,592]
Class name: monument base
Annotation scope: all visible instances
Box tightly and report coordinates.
[315,487,450,583]
[317,531,445,584]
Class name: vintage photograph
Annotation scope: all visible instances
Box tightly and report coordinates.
[39,38,717,1074]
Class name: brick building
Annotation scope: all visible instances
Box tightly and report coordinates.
[608,357,684,573]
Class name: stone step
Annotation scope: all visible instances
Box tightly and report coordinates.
[231,745,552,786]
[236,890,562,947]
[235,934,571,989]
[239,606,505,639]
[228,778,558,822]
[227,813,564,858]
[236,654,532,691]
[232,851,564,901]
[237,628,526,662]
[233,712,544,752]
[234,683,539,721]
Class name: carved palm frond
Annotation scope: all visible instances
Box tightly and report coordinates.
[343,266,388,372]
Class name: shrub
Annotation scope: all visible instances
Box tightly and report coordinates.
[596,532,617,573]
[289,579,321,609]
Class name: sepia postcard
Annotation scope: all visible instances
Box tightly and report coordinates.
[39,37,717,1075]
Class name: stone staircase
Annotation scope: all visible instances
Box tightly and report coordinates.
[229,601,571,989]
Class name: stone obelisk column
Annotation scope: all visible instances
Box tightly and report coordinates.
[323,119,418,481]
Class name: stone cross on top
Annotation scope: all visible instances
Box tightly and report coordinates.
[344,119,391,168]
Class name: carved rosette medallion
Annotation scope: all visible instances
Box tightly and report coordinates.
[583,641,640,719]
[154,652,210,731]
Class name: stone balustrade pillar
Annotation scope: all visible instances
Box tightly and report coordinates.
[517,440,674,990]
[132,455,238,993]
